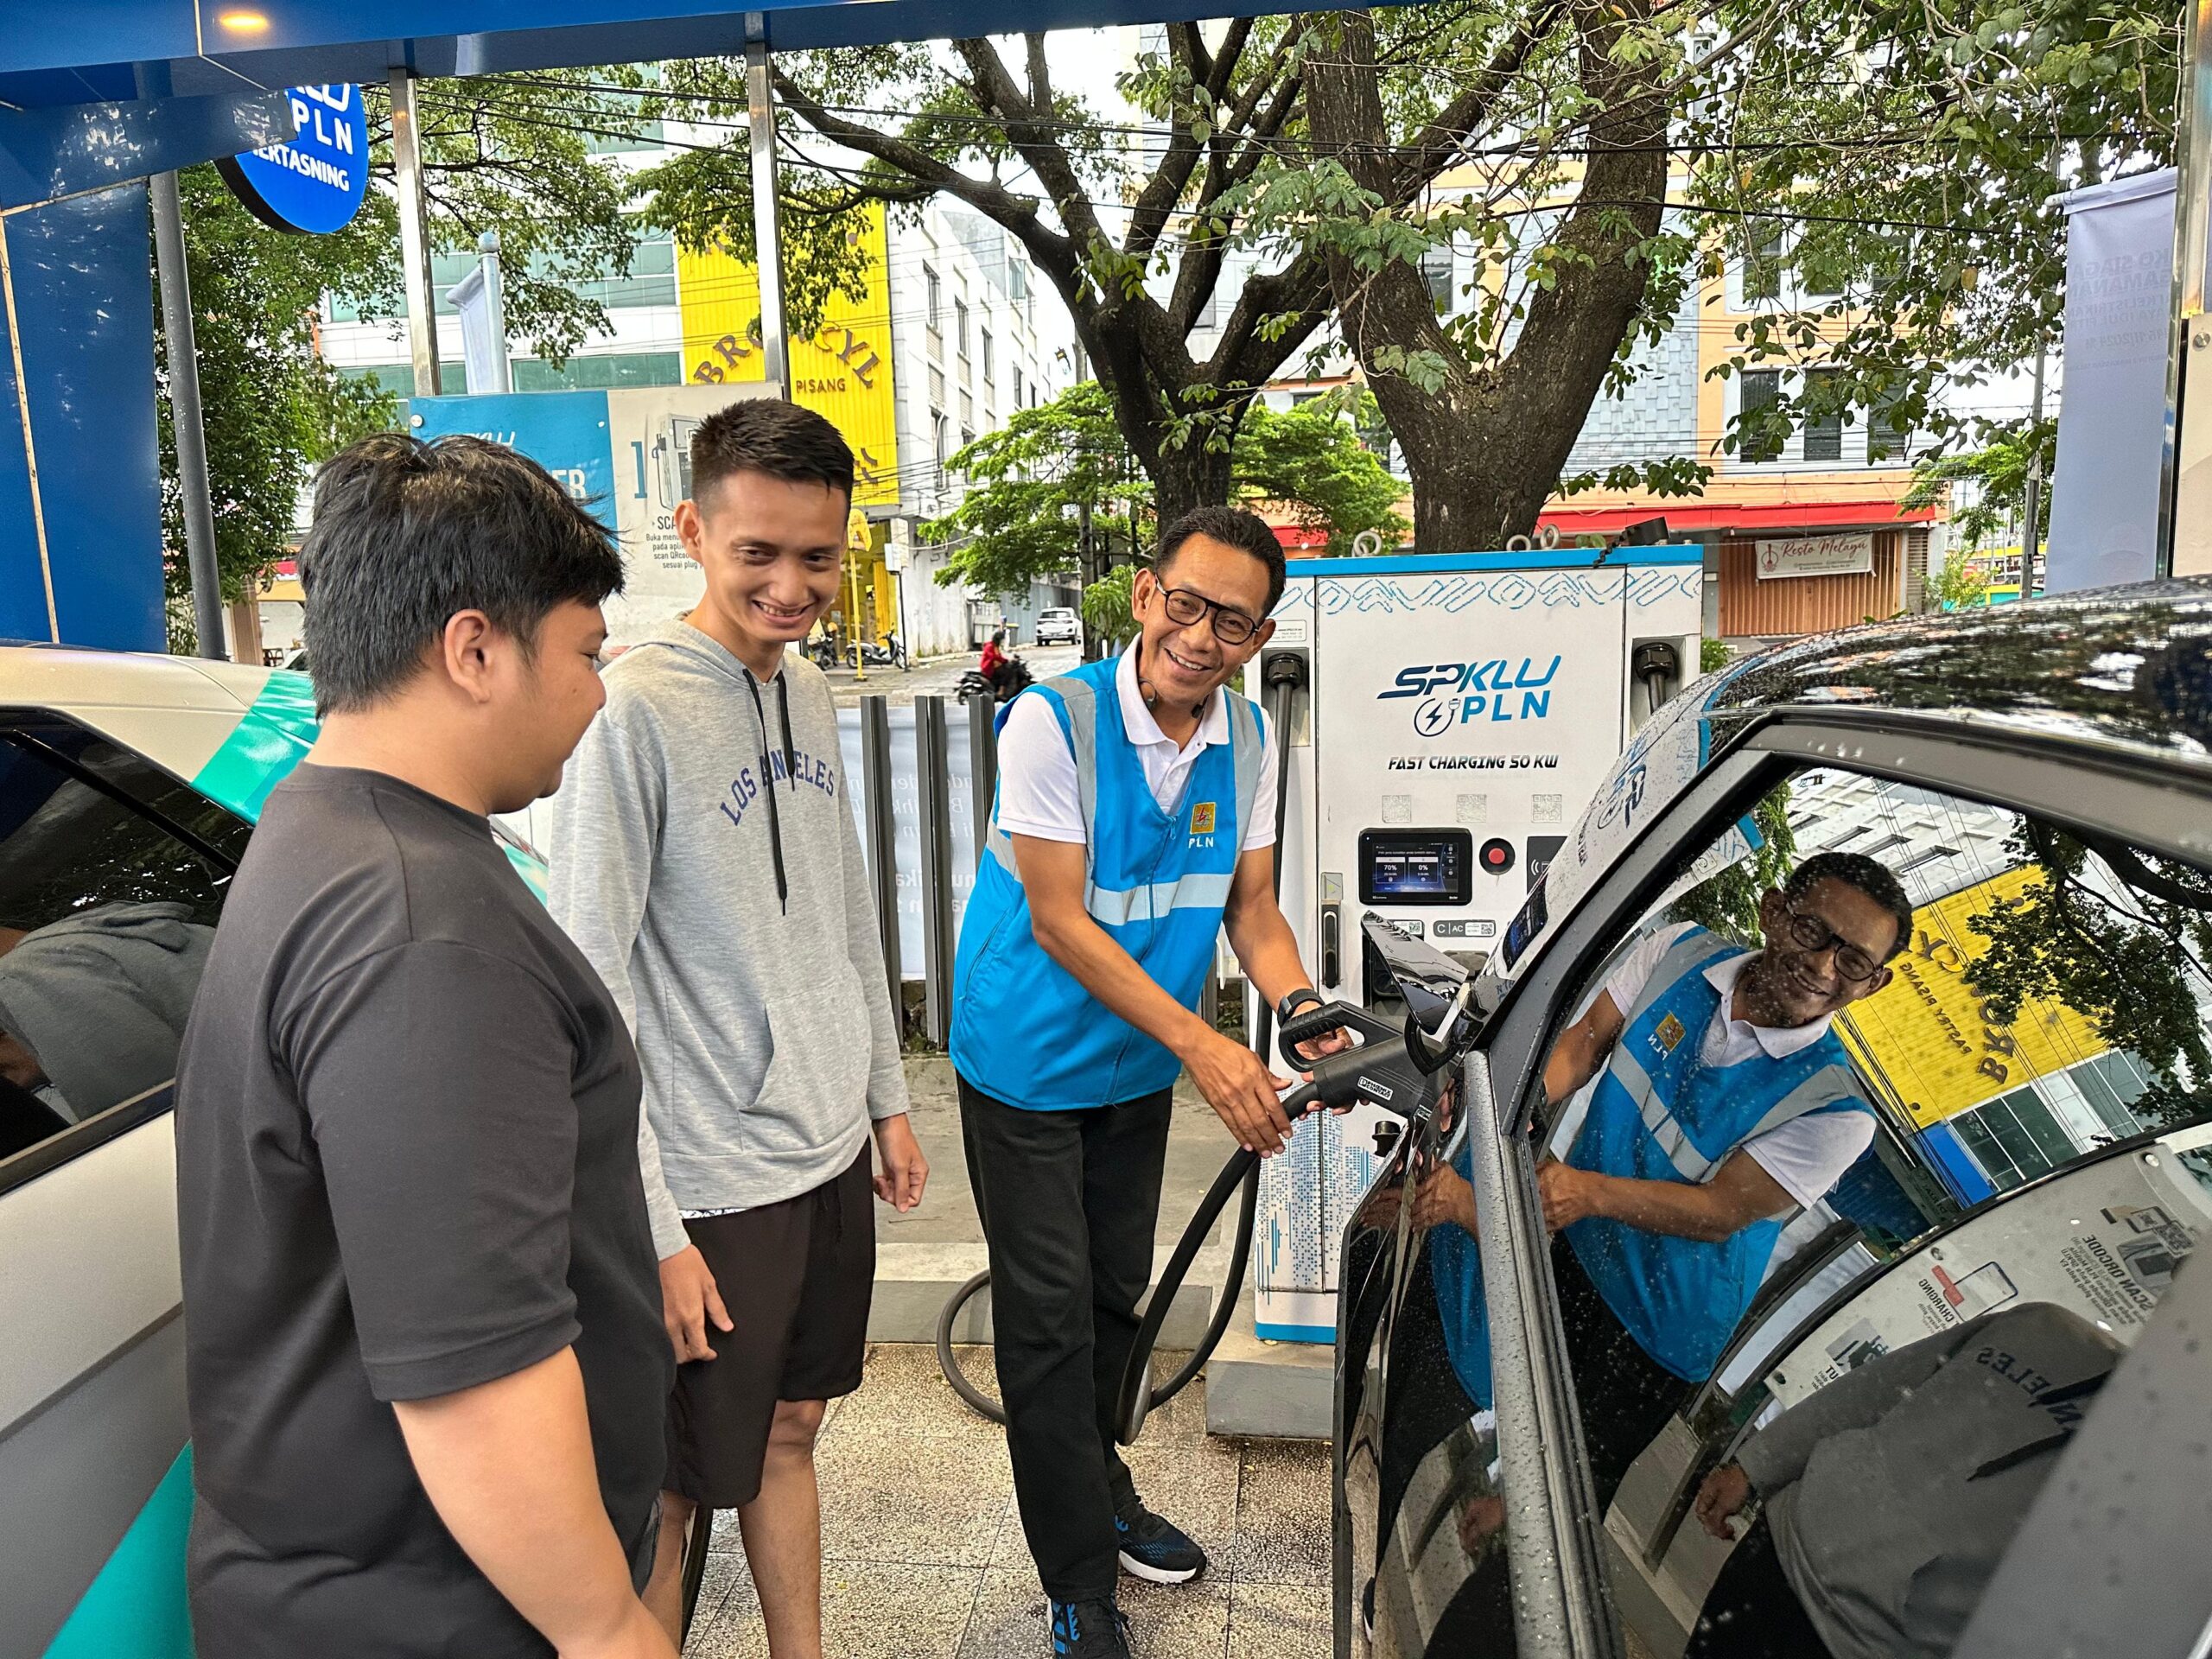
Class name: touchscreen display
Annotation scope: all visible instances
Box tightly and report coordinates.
[1358,830,1473,906]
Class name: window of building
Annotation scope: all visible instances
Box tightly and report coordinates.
[1740,219,1785,306]
[929,364,946,406]
[981,327,995,385]
[585,118,668,156]
[1738,370,1783,461]
[931,410,950,487]
[960,390,974,429]
[1421,243,1455,310]
[925,265,943,338]
[956,299,970,360]
[1012,365,1024,407]
[512,352,683,392]
[1802,367,1845,463]
[1868,382,1916,465]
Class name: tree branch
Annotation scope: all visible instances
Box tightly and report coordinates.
[1389,0,1576,200]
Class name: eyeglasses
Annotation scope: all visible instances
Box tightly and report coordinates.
[1156,583,1261,646]
[1783,907,1883,983]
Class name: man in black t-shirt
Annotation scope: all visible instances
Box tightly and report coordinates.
[176,434,677,1659]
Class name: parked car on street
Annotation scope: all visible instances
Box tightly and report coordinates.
[1339,583,2212,1659]
[1034,607,1081,647]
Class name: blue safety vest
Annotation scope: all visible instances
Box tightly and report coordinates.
[1564,926,1872,1381]
[950,658,1263,1110]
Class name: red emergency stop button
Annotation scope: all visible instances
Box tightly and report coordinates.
[1480,838,1516,874]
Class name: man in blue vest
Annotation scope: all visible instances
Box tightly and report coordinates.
[951,505,1338,1659]
[1415,851,1912,1512]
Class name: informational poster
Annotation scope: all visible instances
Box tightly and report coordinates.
[600,382,779,645]
[409,391,613,521]
[1764,1136,2209,1409]
[1834,866,2109,1129]
[1754,531,1875,581]
[675,203,901,508]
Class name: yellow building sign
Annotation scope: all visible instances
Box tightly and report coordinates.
[1835,865,2110,1128]
[675,203,899,508]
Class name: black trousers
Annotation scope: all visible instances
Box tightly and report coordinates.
[958,1073,1173,1602]
[1683,1515,1834,1659]
[1550,1237,1693,1512]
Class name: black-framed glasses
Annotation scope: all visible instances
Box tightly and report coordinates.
[1783,907,1883,983]
[1156,583,1262,645]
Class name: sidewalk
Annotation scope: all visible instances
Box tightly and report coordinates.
[822,644,1083,706]
[683,1345,1331,1658]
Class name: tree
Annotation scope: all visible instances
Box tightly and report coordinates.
[1685,0,2177,466]
[920,382,1407,598]
[1298,4,1707,545]
[158,166,397,650]
[1967,823,2212,1129]
[1904,424,2055,552]
[643,22,1629,526]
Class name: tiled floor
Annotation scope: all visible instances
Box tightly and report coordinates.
[683,1344,1332,1659]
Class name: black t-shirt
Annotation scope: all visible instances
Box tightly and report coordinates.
[176,766,671,1657]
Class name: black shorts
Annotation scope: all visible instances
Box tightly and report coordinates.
[664,1147,875,1509]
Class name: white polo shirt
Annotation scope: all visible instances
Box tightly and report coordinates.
[995,643,1279,851]
[1598,921,1876,1208]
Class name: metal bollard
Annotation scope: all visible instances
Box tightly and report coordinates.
[914,696,958,1046]
[966,691,997,870]
[858,696,901,1022]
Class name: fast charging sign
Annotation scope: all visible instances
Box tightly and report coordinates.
[219,85,368,235]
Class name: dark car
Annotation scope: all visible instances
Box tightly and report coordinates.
[1338,582,2212,1659]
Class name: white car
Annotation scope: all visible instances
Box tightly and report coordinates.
[0,645,544,1659]
[1033,607,1081,647]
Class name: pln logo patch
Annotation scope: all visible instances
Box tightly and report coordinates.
[1651,1012,1687,1054]
[1190,802,1217,836]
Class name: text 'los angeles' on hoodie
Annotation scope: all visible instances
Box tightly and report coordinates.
[546,616,908,1259]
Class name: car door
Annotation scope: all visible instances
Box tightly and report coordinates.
[1352,709,2212,1656]
[0,710,250,1658]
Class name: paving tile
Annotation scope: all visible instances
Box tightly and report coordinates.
[833,1342,1018,1452]
[816,1428,1013,1567]
[960,1567,1230,1659]
[1226,1439,1333,1587]
[1226,1579,1332,1658]
[683,1549,752,1639]
[686,1560,981,1658]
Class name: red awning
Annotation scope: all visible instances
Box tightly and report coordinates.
[1537,500,1942,535]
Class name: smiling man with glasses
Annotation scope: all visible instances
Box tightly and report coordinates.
[948,505,1344,1659]
[1424,850,1913,1513]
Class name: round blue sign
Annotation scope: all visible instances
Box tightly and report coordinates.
[218,84,369,236]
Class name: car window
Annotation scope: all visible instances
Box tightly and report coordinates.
[0,731,231,1161]
[1508,763,2211,1656]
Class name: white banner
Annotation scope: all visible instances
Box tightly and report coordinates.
[2047,169,2175,594]
[1754,531,1874,581]
[448,261,505,396]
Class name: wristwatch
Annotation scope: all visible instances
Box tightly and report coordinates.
[1277,988,1325,1024]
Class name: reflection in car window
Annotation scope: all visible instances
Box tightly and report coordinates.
[1517,766,2210,1658]
[0,734,228,1158]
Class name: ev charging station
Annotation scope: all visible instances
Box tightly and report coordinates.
[1244,544,1705,1341]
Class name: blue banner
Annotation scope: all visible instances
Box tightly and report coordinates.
[407,391,616,528]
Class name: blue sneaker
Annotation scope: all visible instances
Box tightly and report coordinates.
[1115,1495,1209,1585]
[1049,1596,1131,1657]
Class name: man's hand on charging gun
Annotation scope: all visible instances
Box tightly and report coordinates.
[1185,1027,1294,1155]
[870,1111,929,1212]
[657,1244,731,1363]
[1694,1463,1755,1541]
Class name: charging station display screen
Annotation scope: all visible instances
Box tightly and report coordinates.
[1358,830,1473,906]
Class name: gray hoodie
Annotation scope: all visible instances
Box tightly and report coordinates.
[1738,1300,2122,1659]
[545,618,907,1258]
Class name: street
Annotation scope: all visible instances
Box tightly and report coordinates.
[822,645,1085,707]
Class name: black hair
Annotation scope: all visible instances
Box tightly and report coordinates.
[690,397,855,510]
[1155,505,1287,619]
[1785,851,1916,959]
[298,433,625,718]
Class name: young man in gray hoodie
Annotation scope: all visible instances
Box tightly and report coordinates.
[547,399,926,1656]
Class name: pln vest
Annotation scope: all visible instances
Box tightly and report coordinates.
[1565,927,1872,1381]
[950,659,1262,1110]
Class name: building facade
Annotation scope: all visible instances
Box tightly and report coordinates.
[312,133,1066,659]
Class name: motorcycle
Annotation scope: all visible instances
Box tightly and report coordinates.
[850,633,909,671]
[957,652,1033,704]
